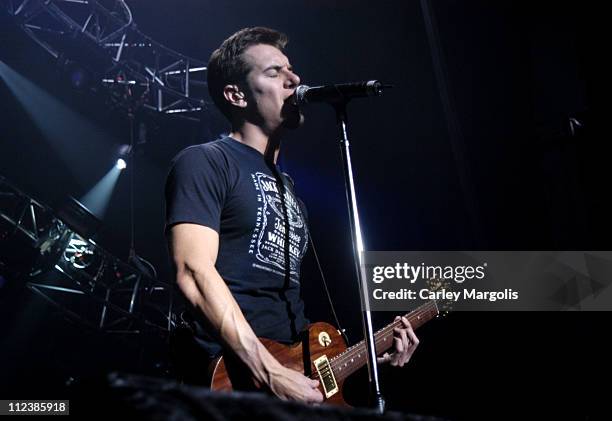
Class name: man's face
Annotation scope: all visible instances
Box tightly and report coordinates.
[240,44,303,132]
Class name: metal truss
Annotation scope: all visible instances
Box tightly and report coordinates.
[0,175,55,246]
[0,176,175,336]
[4,0,208,118]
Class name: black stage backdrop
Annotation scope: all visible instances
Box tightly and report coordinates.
[1,1,609,418]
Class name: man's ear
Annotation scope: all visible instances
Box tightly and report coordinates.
[223,84,247,108]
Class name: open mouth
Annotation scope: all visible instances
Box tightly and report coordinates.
[281,96,304,129]
[286,92,300,107]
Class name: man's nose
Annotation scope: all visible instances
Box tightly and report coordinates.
[286,71,300,89]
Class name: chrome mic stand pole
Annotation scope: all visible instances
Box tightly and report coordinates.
[334,102,385,413]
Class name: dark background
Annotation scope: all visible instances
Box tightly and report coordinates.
[1,0,610,418]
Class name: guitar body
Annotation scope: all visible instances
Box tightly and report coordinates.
[209,322,350,406]
[208,300,440,406]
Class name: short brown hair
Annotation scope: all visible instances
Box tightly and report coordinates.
[207,27,288,122]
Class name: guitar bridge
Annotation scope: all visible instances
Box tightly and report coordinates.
[314,355,338,398]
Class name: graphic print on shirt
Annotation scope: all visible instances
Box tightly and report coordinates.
[249,172,308,283]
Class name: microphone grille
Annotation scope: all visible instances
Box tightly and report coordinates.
[294,85,310,105]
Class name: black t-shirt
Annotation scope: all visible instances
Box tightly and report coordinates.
[165,136,309,357]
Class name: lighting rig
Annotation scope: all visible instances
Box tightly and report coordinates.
[0,176,175,336]
[3,0,209,120]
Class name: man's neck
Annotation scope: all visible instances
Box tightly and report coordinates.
[230,122,280,164]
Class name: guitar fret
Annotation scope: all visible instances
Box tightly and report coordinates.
[329,301,438,381]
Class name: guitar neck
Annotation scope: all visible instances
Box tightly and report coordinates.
[328,300,439,382]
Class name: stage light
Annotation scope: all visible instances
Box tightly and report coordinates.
[63,234,96,269]
[117,144,132,157]
[116,158,127,170]
[80,160,125,219]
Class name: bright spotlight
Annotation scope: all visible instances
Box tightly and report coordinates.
[81,160,125,219]
[116,159,127,170]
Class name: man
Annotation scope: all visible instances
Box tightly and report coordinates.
[165,27,418,404]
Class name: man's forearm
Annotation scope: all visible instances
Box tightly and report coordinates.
[176,264,282,385]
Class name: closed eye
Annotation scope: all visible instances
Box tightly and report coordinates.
[265,66,282,77]
[264,65,295,77]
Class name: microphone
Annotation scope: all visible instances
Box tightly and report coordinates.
[292,80,392,106]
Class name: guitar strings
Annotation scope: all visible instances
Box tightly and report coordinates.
[309,301,438,381]
[328,304,434,378]
[309,302,435,381]
[329,302,435,371]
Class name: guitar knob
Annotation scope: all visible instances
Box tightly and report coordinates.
[318,331,332,347]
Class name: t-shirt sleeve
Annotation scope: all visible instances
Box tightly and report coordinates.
[164,145,229,233]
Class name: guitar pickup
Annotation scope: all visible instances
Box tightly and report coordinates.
[314,355,339,398]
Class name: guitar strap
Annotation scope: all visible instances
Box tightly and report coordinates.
[307,228,350,344]
[283,172,349,345]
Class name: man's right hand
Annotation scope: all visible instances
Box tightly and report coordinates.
[266,364,324,404]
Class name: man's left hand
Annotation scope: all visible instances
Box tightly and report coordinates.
[377,316,419,367]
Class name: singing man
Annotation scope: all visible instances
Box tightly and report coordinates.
[165,26,419,404]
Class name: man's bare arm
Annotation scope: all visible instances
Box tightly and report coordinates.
[169,223,322,403]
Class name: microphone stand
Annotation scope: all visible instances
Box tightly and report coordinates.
[124,88,154,279]
[333,101,385,413]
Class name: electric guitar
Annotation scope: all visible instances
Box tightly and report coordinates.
[209,300,441,406]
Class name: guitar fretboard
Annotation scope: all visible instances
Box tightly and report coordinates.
[320,300,439,383]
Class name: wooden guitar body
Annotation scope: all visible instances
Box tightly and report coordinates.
[209,321,350,406]
[209,300,440,406]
